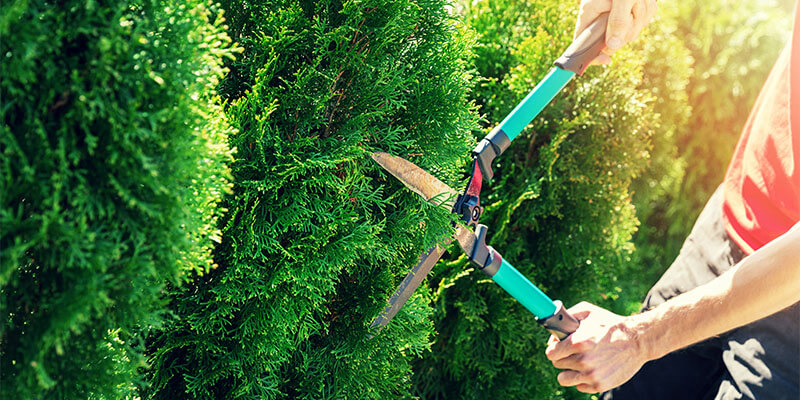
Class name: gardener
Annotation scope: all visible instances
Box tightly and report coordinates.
[544,0,800,399]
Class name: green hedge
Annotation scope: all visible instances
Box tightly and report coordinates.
[0,1,234,398]
[144,0,478,398]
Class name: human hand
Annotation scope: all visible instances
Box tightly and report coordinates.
[544,302,651,393]
[575,0,658,65]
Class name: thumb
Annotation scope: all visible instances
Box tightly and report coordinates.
[574,0,612,40]
[571,310,592,321]
[605,0,634,53]
[566,301,598,321]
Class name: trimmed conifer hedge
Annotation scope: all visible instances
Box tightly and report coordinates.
[0,1,234,397]
[145,0,478,398]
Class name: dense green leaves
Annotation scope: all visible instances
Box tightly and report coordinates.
[0,1,234,398]
[145,0,478,398]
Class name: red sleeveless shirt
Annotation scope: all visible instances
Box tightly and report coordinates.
[722,6,800,254]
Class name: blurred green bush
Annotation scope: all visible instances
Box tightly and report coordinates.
[629,0,792,297]
[412,0,689,398]
[0,1,234,398]
[144,0,479,398]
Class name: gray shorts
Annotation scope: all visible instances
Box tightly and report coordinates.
[603,186,800,400]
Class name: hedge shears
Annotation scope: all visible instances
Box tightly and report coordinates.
[370,15,611,339]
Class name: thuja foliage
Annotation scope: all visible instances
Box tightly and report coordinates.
[412,0,688,398]
[629,0,792,289]
[0,1,234,398]
[145,0,478,398]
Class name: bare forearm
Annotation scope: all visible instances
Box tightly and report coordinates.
[634,223,800,361]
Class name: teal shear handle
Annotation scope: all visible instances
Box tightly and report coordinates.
[473,13,609,181]
[464,14,610,338]
[492,258,556,318]
[493,259,579,339]
[469,225,579,339]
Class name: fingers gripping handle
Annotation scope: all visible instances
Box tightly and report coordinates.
[539,300,580,340]
[554,13,609,75]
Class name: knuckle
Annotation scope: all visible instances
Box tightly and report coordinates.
[628,25,642,40]
[584,383,599,393]
[613,0,633,10]
[608,15,630,28]
[580,0,612,15]
[579,0,596,12]
[632,2,644,16]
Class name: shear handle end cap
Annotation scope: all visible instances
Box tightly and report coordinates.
[554,13,609,76]
[539,300,580,340]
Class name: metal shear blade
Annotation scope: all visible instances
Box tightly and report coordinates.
[369,153,476,333]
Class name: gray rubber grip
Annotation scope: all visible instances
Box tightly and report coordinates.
[539,300,580,340]
[554,13,609,76]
